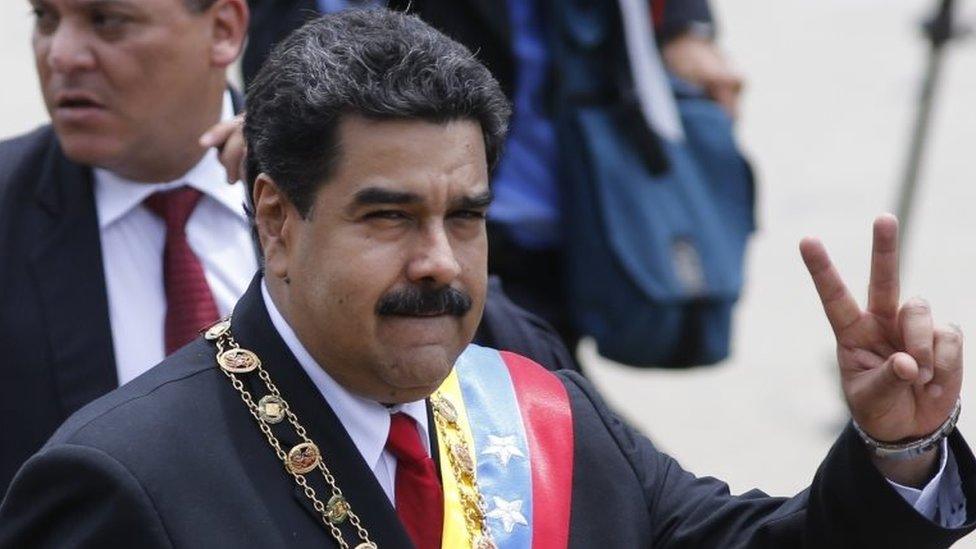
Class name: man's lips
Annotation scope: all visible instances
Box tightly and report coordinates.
[51,92,108,125]
[53,91,105,110]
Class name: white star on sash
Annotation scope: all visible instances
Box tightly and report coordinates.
[482,435,525,467]
[486,496,529,533]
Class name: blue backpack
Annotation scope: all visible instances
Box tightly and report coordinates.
[551,2,755,367]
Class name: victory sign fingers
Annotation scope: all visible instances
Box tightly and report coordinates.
[800,214,963,442]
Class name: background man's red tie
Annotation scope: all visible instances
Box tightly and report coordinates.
[144,187,220,354]
[386,412,444,549]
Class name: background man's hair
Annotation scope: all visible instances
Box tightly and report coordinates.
[244,8,511,217]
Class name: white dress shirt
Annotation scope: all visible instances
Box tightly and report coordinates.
[262,280,429,504]
[95,92,257,385]
[888,440,967,527]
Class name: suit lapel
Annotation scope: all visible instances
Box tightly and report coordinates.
[28,135,117,415]
[230,277,414,548]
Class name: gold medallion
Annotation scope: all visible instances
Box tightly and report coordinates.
[286,442,321,474]
[326,495,351,523]
[204,319,231,340]
[218,348,260,373]
[212,323,377,548]
[451,442,475,478]
[433,395,459,424]
[257,395,287,424]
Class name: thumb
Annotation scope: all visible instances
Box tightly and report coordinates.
[859,351,917,404]
[847,349,919,404]
[848,351,919,441]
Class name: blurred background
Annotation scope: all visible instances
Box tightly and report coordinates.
[2,0,975,542]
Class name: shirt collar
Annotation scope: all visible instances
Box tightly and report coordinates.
[260,279,431,470]
[94,91,247,229]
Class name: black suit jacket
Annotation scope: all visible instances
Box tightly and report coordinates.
[0,126,117,500]
[1,276,974,548]
[0,120,578,498]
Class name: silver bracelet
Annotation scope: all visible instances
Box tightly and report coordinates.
[852,399,961,461]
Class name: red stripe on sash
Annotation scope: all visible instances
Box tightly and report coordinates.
[500,352,574,549]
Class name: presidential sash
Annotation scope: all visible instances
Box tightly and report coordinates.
[434,345,574,548]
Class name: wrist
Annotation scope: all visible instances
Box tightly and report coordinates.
[853,399,961,460]
[871,443,941,489]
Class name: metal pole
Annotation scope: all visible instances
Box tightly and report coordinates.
[896,0,960,255]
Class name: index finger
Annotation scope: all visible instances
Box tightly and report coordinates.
[867,214,900,319]
[800,237,862,335]
[199,114,245,148]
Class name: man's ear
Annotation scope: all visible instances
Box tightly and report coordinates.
[253,173,297,281]
[209,0,249,68]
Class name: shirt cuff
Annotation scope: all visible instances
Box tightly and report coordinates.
[886,439,968,527]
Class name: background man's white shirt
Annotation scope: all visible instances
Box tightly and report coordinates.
[95,92,257,385]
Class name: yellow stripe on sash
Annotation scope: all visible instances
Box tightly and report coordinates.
[435,368,481,548]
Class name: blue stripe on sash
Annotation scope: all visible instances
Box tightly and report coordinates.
[455,345,533,548]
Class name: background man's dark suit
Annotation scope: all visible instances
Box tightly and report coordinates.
[0,125,577,498]
[1,277,974,547]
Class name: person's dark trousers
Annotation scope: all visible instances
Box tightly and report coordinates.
[488,222,579,354]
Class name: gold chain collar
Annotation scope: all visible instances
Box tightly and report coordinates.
[206,319,374,549]
[205,318,497,548]
[429,394,497,549]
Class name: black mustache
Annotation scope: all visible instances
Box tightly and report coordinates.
[376,285,473,317]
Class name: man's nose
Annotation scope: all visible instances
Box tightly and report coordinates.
[406,224,462,286]
[45,24,97,74]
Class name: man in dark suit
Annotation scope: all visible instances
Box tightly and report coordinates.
[0,0,578,500]
[0,0,253,497]
[2,10,973,547]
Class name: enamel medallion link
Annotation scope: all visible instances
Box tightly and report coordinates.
[205,319,376,549]
[429,393,498,549]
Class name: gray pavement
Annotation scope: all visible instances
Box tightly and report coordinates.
[2,0,976,544]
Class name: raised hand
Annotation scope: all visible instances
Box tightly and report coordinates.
[199,113,246,183]
[800,215,962,473]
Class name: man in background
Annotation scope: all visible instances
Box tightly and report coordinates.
[0,0,252,496]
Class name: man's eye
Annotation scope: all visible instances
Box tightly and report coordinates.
[364,210,409,221]
[31,7,58,35]
[451,210,487,220]
[91,11,129,32]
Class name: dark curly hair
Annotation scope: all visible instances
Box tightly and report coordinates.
[244,8,511,217]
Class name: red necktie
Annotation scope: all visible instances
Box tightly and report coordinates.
[386,412,443,549]
[144,187,220,354]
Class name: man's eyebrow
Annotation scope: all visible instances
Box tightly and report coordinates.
[352,187,422,206]
[77,0,136,9]
[453,190,494,209]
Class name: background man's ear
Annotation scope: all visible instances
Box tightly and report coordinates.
[209,0,249,68]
